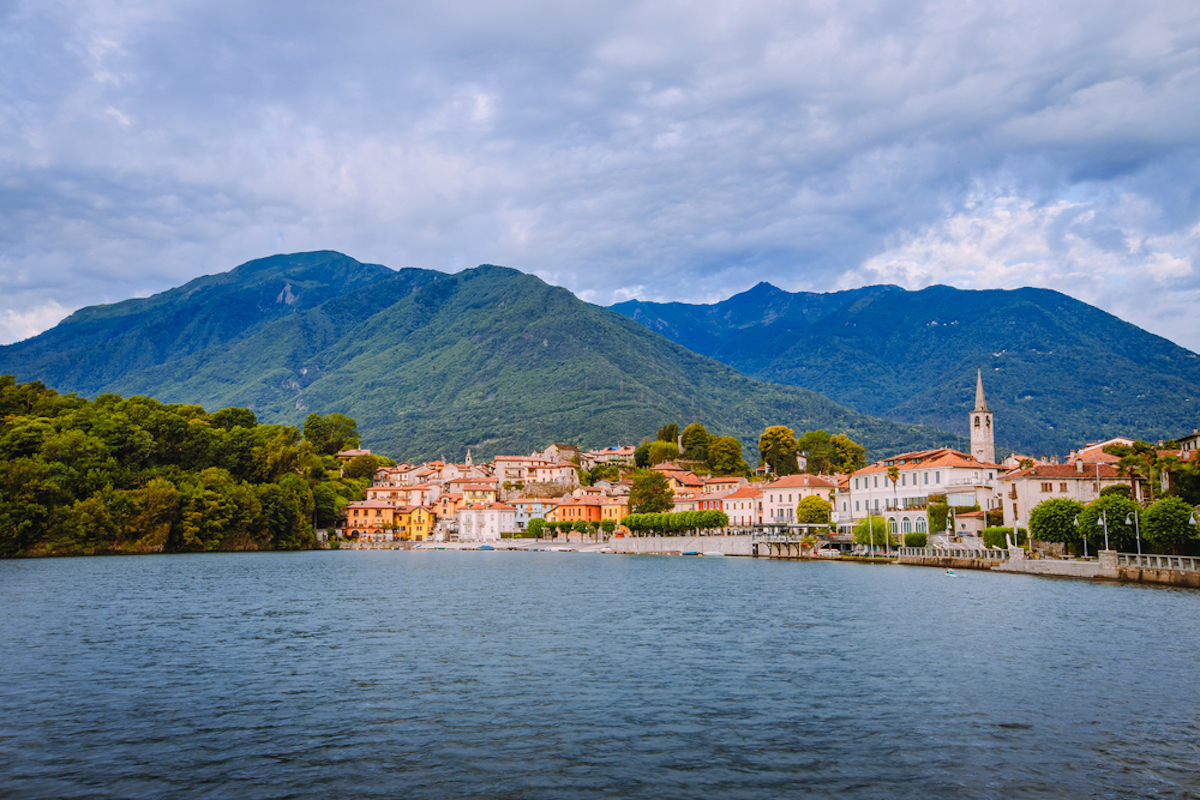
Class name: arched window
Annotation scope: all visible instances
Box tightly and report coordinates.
[902,517,912,533]
[916,518,927,533]
[888,518,897,535]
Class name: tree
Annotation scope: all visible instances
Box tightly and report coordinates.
[759,425,800,476]
[600,519,616,535]
[629,470,674,514]
[656,423,679,443]
[647,440,680,465]
[904,531,927,547]
[1078,494,1140,551]
[681,423,711,461]
[887,466,900,511]
[830,434,867,473]
[303,412,361,456]
[796,430,835,474]
[343,453,394,480]
[634,441,652,468]
[927,500,950,534]
[981,526,1027,548]
[526,518,546,538]
[1143,496,1197,554]
[796,495,832,526]
[707,436,747,473]
[853,516,888,551]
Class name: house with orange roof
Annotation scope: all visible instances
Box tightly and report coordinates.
[999,460,1130,529]
[511,497,557,531]
[651,463,704,491]
[761,473,837,531]
[703,476,746,494]
[848,448,1002,540]
[341,499,396,542]
[600,496,629,526]
[548,495,602,524]
[722,485,763,530]
[394,506,436,541]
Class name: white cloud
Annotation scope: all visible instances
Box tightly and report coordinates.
[0,0,1198,352]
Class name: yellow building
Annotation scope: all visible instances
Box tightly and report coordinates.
[396,505,436,541]
[343,500,396,541]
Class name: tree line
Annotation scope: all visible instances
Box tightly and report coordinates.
[0,376,377,557]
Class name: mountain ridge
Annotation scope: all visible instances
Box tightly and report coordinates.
[0,253,963,463]
[613,282,1200,455]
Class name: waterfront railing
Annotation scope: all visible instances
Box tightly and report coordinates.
[896,547,1011,561]
[1117,553,1200,572]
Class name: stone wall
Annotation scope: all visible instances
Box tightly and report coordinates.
[611,535,755,556]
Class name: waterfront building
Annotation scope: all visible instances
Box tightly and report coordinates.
[342,499,396,541]
[722,485,763,530]
[999,460,1129,528]
[511,497,557,531]
[457,503,517,541]
[761,473,836,531]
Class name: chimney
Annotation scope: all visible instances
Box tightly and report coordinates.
[1076,459,1084,473]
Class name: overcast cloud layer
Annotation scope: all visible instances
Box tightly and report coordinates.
[3,0,1199,350]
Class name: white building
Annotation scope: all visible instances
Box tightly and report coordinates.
[457,503,517,541]
[761,473,837,530]
[999,460,1129,528]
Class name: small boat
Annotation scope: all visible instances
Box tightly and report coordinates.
[702,552,726,557]
[945,568,957,577]
[682,551,700,556]
[477,545,495,551]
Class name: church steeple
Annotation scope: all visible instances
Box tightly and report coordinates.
[974,369,988,412]
[970,370,995,464]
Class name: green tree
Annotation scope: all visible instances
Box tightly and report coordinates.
[681,423,711,461]
[1022,494,1089,551]
[629,470,674,514]
[707,436,747,473]
[526,518,546,538]
[759,425,800,476]
[210,407,257,431]
[1079,495,1140,551]
[904,531,927,547]
[796,495,832,526]
[633,441,652,468]
[830,434,867,473]
[344,453,394,480]
[1143,496,1197,554]
[927,500,951,534]
[656,423,679,443]
[600,519,616,535]
[303,412,361,456]
[647,440,680,465]
[796,430,834,473]
[853,516,889,551]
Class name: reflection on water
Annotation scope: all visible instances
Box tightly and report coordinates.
[2,551,1198,799]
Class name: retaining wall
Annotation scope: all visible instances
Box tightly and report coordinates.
[611,535,755,556]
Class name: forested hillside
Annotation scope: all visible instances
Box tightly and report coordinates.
[0,377,370,557]
[613,283,1200,456]
[0,253,964,463]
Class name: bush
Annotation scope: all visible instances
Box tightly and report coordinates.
[982,526,1027,548]
[1101,484,1133,499]
[904,532,927,547]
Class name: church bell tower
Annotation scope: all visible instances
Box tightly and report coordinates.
[970,370,995,464]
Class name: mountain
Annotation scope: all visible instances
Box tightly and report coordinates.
[612,284,1200,456]
[0,251,395,395]
[0,253,964,462]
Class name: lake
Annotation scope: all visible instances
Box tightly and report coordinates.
[2,551,1197,799]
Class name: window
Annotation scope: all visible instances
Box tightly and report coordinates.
[902,517,912,533]
[888,518,897,534]
[1060,483,1067,492]
[935,471,940,483]
[901,474,906,487]
[975,416,981,429]
[1041,482,1052,492]
[874,499,880,511]
[924,472,929,485]
[855,478,860,489]
[874,476,879,488]
[855,501,860,511]
[916,517,927,533]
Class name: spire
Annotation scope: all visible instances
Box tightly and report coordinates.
[974,369,988,412]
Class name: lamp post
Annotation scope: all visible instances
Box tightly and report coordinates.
[1074,514,1088,558]
[1098,509,1110,551]
[1125,511,1142,557]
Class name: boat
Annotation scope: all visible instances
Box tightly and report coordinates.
[702,552,726,557]
[477,545,495,551]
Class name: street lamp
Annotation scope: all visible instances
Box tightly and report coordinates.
[1074,514,1088,558]
[1125,511,1142,557]
[1097,509,1110,551]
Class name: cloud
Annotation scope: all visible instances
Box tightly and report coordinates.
[1,0,1198,349]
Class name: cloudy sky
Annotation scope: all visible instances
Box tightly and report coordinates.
[3,0,1199,350]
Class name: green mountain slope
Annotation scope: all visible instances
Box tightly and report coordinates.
[612,284,1200,456]
[0,251,394,395]
[0,253,964,462]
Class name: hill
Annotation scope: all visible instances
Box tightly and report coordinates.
[612,284,1200,456]
[0,253,963,462]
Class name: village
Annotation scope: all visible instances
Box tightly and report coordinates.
[334,374,1200,552]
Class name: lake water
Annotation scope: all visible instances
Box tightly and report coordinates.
[2,551,1198,799]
